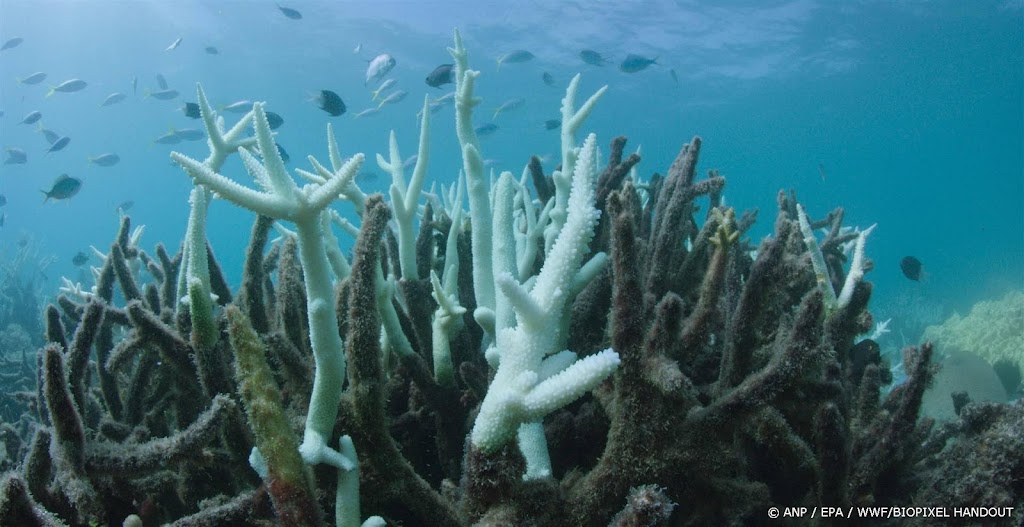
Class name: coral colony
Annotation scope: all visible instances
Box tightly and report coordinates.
[1,30,1021,527]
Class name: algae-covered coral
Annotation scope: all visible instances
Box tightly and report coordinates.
[1,30,1021,527]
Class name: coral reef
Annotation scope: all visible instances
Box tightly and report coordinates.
[922,290,1023,379]
[0,31,1020,527]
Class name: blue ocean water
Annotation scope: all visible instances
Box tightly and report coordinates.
[0,0,1021,349]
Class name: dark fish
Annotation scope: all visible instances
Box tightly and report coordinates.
[276,143,290,163]
[0,37,23,52]
[72,251,89,267]
[278,5,302,19]
[42,174,82,202]
[848,338,881,382]
[315,90,346,116]
[182,102,201,119]
[541,72,555,86]
[17,72,46,85]
[670,68,679,84]
[46,136,71,153]
[899,256,923,282]
[205,46,219,55]
[19,111,42,125]
[47,79,88,97]
[3,147,27,164]
[619,54,658,73]
[155,73,168,90]
[425,64,455,88]
[0,212,4,227]
[88,153,120,166]
[579,50,606,66]
[497,50,535,68]
[474,123,498,137]
[544,119,560,130]
[0,195,6,206]
[117,200,134,212]
[132,76,138,95]
[266,111,284,130]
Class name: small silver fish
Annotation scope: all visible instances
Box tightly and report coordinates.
[37,125,60,144]
[147,89,179,100]
[496,50,535,69]
[19,111,42,125]
[221,100,252,113]
[47,79,87,97]
[165,37,182,52]
[101,92,127,106]
[365,53,396,85]
[354,107,381,119]
[433,92,455,104]
[492,97,525,120]
[3,148,27,165]
[88,153,120,167]
[173,128,205,141]
[17,72,46,85]
[376,89,407,109]
[371,79,397,101]
[153,131,182,145]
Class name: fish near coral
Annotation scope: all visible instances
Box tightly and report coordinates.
[425,64,455,88]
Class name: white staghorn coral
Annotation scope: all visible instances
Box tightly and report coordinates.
[470,133,620,456]
[171,87,363,476]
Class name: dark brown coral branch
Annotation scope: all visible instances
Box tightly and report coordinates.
[238,215,274,334]
[344,196,462,527]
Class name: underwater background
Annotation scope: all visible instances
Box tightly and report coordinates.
[1,0,1021,338]
[0,1,1022,525]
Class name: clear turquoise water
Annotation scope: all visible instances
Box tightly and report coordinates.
[0,0,1020,347]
